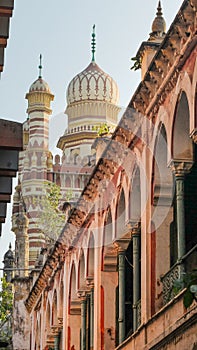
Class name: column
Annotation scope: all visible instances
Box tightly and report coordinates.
[118,248,126,344]
[78,291,87,350]
[113,239,129,345]
[51,327,59,350]
[86,278,94,350]
[54,334,59,350]
[169,160,193,260]
[90,285,94,350]
[132,223,141,332]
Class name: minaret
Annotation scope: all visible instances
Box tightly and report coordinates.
[3,243,15,282]
[20,56,54,268]
[133,1,166,79]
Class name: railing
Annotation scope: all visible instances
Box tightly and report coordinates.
[161,264,180,305]
[64,124,96,135]
[161,244,197,305]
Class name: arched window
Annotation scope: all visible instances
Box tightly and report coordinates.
[65,176,71,188]
[75,176,80,188]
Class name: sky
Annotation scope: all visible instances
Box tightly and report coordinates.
[0,0,182,271]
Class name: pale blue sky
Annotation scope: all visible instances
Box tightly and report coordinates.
[0,0,181,269]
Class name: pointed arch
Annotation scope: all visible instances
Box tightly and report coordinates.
[172,91,193,161]
[103,208,113,247]
[152,124,172,206]
[46,301,51,332]
[78,250,86,289]
[65,176,71,188]
[52,290,58,326]
[116,189,126,239]
[59,280,64,319]
[151,123,174,312]
[129,165,141,222]
[69,262,77,303]
[75,176,81,188]
[87,233,95,277]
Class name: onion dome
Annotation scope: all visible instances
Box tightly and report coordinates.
[3,243,14,263]
[66,25,119,106]
[29,78,51,93]
[150,1,166,39]
[26,55,54,114]
[28,54,51,93]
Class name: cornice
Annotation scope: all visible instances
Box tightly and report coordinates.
[57,131,97,150]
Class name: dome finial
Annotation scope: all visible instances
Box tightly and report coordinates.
[150,0,166,39]
[157,1,162,16]
[38,54,42,79]
[91,25,96,62]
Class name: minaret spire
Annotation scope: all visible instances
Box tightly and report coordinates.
[157,1,162,17]
[91,25,96,62]
[38,54,42,78]
[150,0,166,36]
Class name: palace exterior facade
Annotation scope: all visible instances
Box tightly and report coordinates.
[11,0,197,349]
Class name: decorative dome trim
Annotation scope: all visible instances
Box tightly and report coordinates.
[66,61,119,106]
[29,78,51,93]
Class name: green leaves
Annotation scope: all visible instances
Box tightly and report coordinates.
[173,269,197,308]
[183,288,194,308]
[33,182,72,245]
[93,123,110,136]
[0,276,13,324]
[130,56,142,71]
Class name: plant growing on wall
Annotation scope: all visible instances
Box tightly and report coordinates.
[0,276,13,346]
[93,122,110,136]
[173,269,197,308]
[34,182,72,245]
[130,56,142,71]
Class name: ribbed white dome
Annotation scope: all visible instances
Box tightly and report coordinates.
[29,78,51,93]
[66,61,119,106]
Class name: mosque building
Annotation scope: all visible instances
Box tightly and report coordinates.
[3,0,197,349]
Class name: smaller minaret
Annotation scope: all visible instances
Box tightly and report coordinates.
[3,243,15,282]
[133,1,166,79]
[21,56,54,269]
[25,55,54,153]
